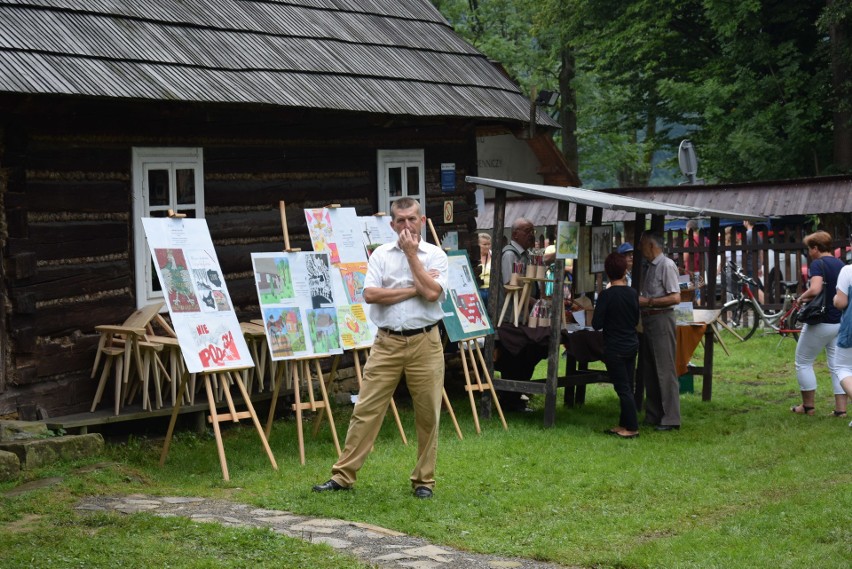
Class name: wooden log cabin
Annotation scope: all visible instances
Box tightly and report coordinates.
[0,0,575,418]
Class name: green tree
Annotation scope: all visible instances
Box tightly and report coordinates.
[433,0,850,184]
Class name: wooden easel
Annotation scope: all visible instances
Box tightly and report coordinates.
[424,218,468,440]
[459,336,507,433]
[265,355,341,465]
[260,201,343,464]
[155,210,277,481]
[159,366,277,481]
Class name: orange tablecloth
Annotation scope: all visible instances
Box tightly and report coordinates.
[676,323,707,376]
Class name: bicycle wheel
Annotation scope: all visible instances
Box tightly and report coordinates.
[779,309,802,341]
[717,301,759,342]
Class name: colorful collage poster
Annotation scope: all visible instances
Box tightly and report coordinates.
[251,251,344,360]
[142,217,253,374]
[305,208,377,349]
[440,251,493,342]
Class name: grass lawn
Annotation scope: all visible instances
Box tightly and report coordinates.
[1,334,850,568]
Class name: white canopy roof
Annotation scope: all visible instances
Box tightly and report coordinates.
[467,177,764,225]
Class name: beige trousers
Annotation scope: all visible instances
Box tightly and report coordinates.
[331,326,444,489]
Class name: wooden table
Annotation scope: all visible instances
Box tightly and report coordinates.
[491,322,707,410]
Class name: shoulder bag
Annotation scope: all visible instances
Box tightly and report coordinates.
[797,259,827,325]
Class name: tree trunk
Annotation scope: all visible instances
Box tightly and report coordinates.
[829,0,852,171]
[559,47,579,181]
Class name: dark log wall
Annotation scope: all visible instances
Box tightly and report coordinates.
[0,95,480,417]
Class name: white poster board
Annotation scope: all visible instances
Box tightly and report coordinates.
[305,207,377,349]
[142,217,253,374]
[360,214,396,256]
[251,251,345,360]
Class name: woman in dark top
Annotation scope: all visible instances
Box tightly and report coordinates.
[593,253,641,438]
[792,231,846,416]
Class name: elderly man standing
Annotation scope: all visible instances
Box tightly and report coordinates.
[312,197,448,498]
[494,217,537,412]
[638,231,682,431]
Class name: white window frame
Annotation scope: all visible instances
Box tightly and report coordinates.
[377,149,425,217]
[132,147,205,308]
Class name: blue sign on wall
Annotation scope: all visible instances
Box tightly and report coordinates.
[441,163,455,192]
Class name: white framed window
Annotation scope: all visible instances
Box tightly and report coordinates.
[377,149,425,216]
[132,147,205,308]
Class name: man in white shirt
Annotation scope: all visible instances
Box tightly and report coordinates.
[313,197,448,499]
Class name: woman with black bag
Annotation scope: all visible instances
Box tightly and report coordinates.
[791,231,844,416]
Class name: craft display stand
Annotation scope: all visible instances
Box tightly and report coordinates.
[499,275,553,327]
[498,283,525,326]
[459,336,507,434]
[160,367,277,481]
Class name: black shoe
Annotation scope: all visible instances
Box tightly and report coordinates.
[312,479,350,492]
[654,424,680,431]
[414,486,433,499]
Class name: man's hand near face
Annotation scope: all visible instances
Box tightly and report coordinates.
[398,228,420,256]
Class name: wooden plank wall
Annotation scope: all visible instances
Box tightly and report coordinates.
[0,96,480,416]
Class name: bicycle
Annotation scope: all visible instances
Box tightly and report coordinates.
[714,261,803,342]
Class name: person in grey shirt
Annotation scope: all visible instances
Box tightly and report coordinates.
[637,232,682,431]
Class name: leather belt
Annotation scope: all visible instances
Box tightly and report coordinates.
[642,308,673,316]
[379,324,435,337]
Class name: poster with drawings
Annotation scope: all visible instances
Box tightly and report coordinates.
[440,250,493,341]
[251,251,343,360]
[142,217,252,374]
[302,207,378,349]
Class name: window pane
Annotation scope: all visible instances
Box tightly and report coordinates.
[177,209,197,218]
[176,168,195,204]
[150,210,168,218]
[388,166,402,197]
[406,166,419,197]
[148,169,169,206]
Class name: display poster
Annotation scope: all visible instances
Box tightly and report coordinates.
[251,251,344,360]
[556,221,580,259]
[360,214,396,257]
[142,217,253,374]
[304,207,379,349]
[305,207,368,264]
[441,251,493,342]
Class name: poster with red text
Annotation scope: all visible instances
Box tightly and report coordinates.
[142,217,253,373]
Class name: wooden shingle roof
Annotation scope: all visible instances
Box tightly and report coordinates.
[0,0,559,126]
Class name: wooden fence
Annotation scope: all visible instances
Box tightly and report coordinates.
[664,223,851,310]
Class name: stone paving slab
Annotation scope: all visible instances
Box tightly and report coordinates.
[76,495,576,569]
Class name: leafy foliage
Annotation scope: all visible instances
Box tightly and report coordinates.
[433,0,850,185]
